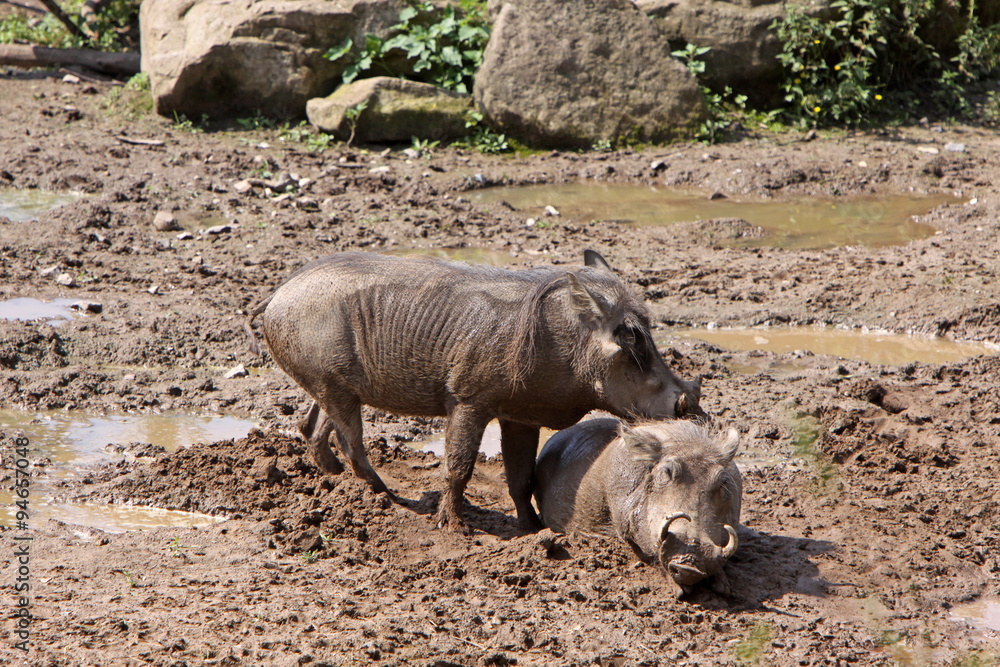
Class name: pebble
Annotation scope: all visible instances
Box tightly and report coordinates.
[233,180,253,194]
[148,285,160,295]
[526,218,537,227]
[650,159,668,171]
[224,364,249,379]
[153,211,181,231]
[40,265,62,277]
[55,273,76,287]
[402,148,421,160]
[202,224,232,235]
[944,142,966,153]
[916,146,940,155]
[544,205,560,216]
[369,165,391,174]
[177,232,194,240]
[71,300,102,314]
[61,74,81,84]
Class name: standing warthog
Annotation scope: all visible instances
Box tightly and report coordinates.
[248,250,701,533]
[534,418,741,595]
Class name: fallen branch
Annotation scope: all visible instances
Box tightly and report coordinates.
[0,44,139,76]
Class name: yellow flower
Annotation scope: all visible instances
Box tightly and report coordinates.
[814,106,821,113]
[814,39,821,44]
[875,94,883,101]
[834,65,841,71]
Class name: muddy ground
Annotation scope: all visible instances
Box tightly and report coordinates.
[0,69,998,666]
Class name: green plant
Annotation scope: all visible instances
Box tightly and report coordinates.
[326,0,490,94]
[343,100,369,147]
[0,0,139,51]
[237,110,275,131]
[591,138,614,152]
[789,413,840,495]
[671,43,749,144]
[279,121,334,152]
[770,0,1000,127]
[410,135,440,157]
[167,536,191,557]
[461,109,509,154]
[104,72,152,119]
[301,549,320,564]
[733,622,773,665]
[172,112,206,133]
[119,570,138,588]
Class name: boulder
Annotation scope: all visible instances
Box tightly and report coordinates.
[140,0,407,120]
[306,77,472,143]
[476,0,705,148]
[637,0,822,105]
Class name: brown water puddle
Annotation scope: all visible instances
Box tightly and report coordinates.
[414,420,557,458]
[0,411,257,531]
[468,183,957,249]
[671,327,996,366]
[950,598,1000,634]
[0,297,83,326]
[0,188,84,222]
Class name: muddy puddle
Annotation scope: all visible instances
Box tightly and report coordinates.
[950,599,1000,634]
[0,297,82,326]
[0,188,84,222]
[671,326,996,366]
[384,246,521,265]
[0,411,257,531]
[469,183,956,249]
[414,420,557,458]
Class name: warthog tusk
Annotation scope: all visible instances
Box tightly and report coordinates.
[676,393,688,416]
[658,512,692,543]
[721,524,738,559]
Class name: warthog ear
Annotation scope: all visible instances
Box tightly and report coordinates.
[583,249,612,270]
[620,425,662,463]
[567,272,613,320]
[721,428,740,463]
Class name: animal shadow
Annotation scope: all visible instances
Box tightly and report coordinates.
[394,490,524,539]
[686,526,836,610]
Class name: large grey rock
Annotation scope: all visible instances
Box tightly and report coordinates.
[476,0,705,148]
[306,77,472,142]
[140,0,406,119]
[638,0,825,104]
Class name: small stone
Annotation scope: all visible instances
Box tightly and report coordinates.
[202,224,232,235]
[802,129,817,142]
[233,180,253,194]
[650,159,668,171]
[368,165,390,174]
[544,205,560,216]
[526,218,537,227]
[858,161,868,168]
[148,285,160,295]
[177,232,194,240]
[224,364,248,379]
[402,148,421,160]
[916,146,940,155]
[708,192,727,201]
[71,301,102,314]
[55,273,76,287]
[40,265,62,277]
[944,142,966,153]
[153,211,181,231]
[62,74,81,84]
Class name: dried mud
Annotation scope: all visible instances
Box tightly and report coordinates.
[0,70,999,666]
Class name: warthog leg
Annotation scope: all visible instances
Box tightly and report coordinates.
[319,395,390,496]
[437,404,490,535]
[499,420,544,532]
[299,402,344,475]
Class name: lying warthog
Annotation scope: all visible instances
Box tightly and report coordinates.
[534,418,741,594]
[248,250,701,533]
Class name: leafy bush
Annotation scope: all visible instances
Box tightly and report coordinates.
[0,0,139,51]
[325,0,489,94]
[771,0,1000,127]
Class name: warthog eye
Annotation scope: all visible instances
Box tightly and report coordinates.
[614,324,655,372]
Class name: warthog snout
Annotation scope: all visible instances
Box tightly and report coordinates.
[658,513,738,588]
